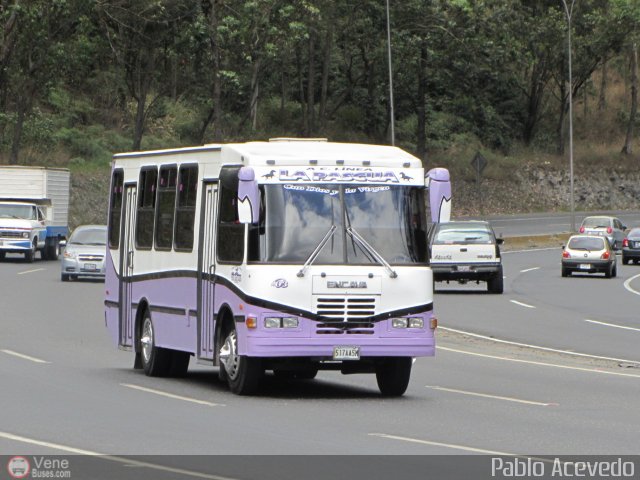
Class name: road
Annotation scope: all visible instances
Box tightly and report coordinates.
[457,210,640,237]
[1,219,640,478]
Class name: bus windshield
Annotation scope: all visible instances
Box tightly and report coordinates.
[249,184,428,265]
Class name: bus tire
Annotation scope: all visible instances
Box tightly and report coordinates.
[140,311,172,377]
[169,351,190,377]
[219,327,262,395]
[375,357,412,397]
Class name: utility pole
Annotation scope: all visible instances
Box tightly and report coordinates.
[561,0,576,232]
[385,0,395,145]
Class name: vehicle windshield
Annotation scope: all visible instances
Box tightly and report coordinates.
[581,217,610,228]
[432,223,494,245]
[0,204,36,219]
[568,237,605,250]
[248,184,428,265]
[628,229,640,240]
[69,227,107,246]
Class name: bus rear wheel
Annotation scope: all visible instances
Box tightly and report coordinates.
[140,312,172,377]
[219,327,262,395]
[375,357,412,397]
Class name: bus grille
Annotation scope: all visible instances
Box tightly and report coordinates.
[315,296,377,334]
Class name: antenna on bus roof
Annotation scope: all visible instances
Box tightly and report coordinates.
[268,137,328,142]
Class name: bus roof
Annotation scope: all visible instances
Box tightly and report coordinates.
[113,140,422,169]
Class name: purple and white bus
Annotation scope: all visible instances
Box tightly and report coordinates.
[104,139,451,396]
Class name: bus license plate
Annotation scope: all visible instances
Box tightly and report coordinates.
[84,263,97,271]
[579,264,591,270]
[333,346,360,360]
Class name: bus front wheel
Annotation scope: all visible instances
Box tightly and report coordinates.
[375,357,412,397]
[219,327,262,395]
[140,312,172,376]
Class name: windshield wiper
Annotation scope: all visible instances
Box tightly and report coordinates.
[297,225,337,278]
[346,226,397,278]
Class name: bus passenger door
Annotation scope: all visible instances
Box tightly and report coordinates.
[119,184,137,348]
[197,182,217,361]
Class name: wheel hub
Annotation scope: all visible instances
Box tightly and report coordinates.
[141,319,153,363]
[219,331,240,380]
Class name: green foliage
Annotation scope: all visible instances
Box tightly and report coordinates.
[0,0,636,167]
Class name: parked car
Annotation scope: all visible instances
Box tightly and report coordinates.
[622,227,640,265]
[561,234,617,278]
[61,225,107,281]
[428,220,504,293]
[578,215,626,250]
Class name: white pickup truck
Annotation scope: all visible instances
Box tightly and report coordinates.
[428,220,504,293]
[0,166,70,262]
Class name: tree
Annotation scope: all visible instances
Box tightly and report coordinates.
[96,0,195,150]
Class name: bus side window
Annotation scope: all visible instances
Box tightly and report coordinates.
[175,164,198,251]
[136,167,157,249]
[155,165,177,251]
[217,182,244,263]
[108,169,124,249]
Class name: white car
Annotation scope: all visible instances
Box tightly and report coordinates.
[429,220,504,293]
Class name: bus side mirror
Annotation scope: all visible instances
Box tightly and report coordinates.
[426,167,451,224]
[237,167,260,224]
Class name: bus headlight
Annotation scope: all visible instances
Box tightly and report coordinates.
[392,318,408,329]
[282,317,299,328]
[408,318,424,329]
[264,317,299,329]
[264,317,281,329]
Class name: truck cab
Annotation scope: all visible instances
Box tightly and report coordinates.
[0,200,59,262]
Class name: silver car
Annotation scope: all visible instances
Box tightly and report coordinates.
[562,234,617,278]
[61,225,107,281]
[578,216,626,250]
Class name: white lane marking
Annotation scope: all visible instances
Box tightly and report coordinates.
[368,433,517,456]
[1,349,50,364]
[0,431,238,480]
[438,346,640,378]
[510,300,536,309]
[425,385,555,406]
[17,268,45,275]
[520,267,540,273]
[623,273,640,297]
[121,383,224,407]
[585,319,640,332]
[439,326,640,364]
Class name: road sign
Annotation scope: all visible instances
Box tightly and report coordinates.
[471,151,487,175]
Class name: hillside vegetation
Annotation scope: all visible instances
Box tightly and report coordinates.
[0,1,639,225]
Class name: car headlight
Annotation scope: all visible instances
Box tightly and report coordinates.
[63,250,76,259]
[22,232,29,238]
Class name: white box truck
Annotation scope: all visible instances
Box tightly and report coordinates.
[0,166,70,262]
